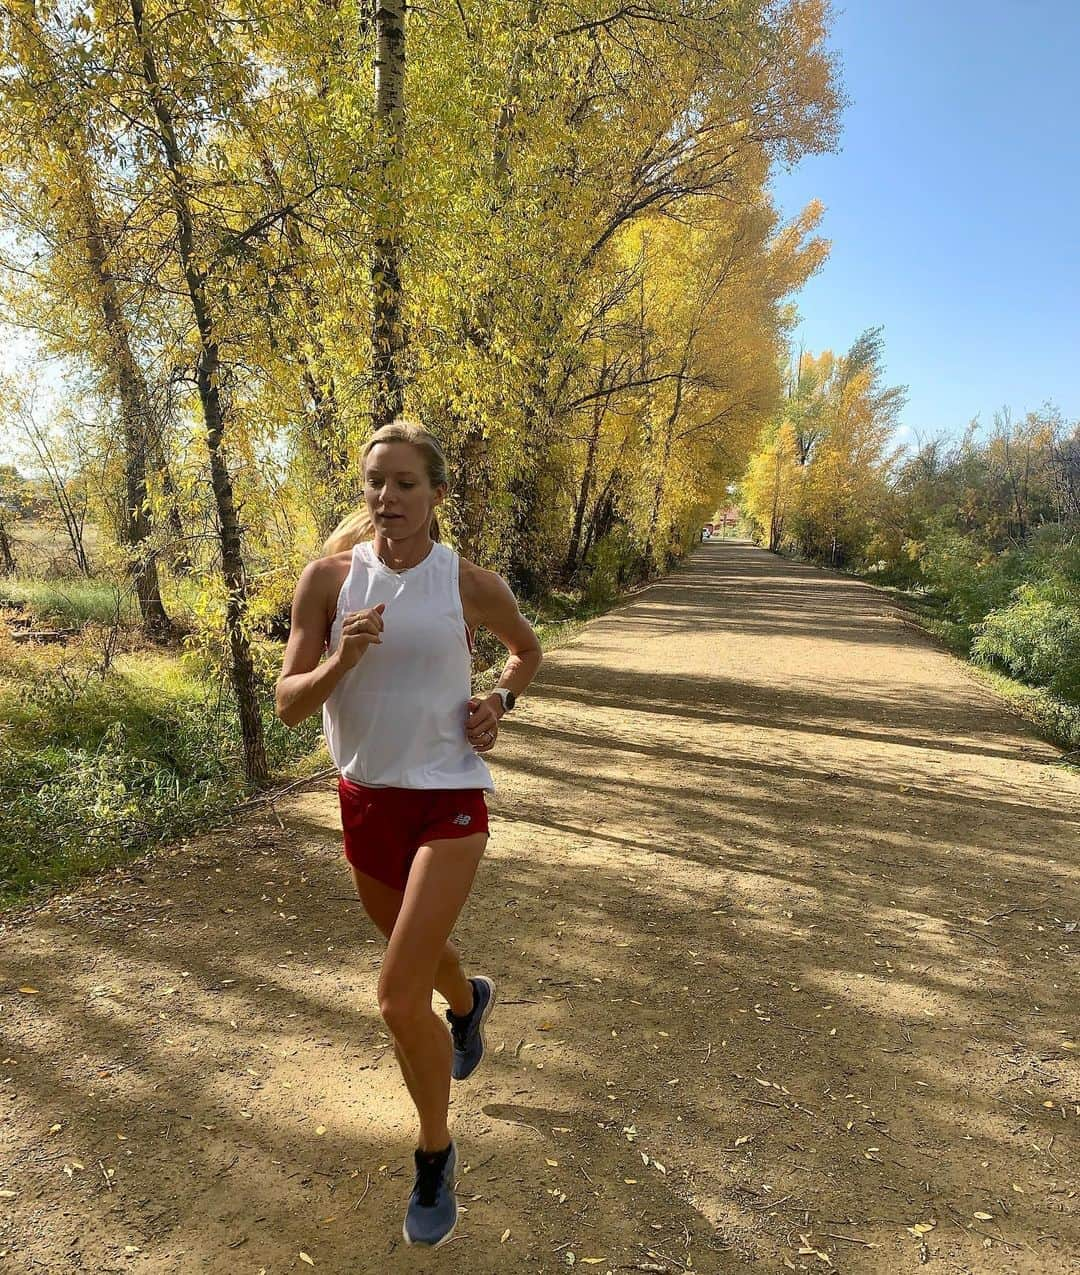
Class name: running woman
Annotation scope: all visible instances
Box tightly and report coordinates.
[275,420,541,1248]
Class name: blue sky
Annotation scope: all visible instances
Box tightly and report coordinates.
[769,0,1080,441]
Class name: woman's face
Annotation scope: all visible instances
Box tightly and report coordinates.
[364,442,445,539]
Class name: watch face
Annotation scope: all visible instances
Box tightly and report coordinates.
[505,690,516,710]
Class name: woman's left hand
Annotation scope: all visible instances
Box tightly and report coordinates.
[466,695,500,753]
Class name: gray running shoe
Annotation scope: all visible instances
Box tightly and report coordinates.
[445,976,496,1081]
[402,1141,457,1247]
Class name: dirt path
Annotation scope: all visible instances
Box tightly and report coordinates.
[2,540,1078,1274]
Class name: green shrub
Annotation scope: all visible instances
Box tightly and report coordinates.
[916,529,1025,639]
[0,645,320,906]
[583,528,643,609]
[1024,525,1080,586]
[973,584,1080,700]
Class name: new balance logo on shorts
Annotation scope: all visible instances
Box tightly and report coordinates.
[451,813,472,826]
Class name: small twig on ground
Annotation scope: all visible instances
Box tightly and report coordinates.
[352,1172,372,1209]
[644,1245,685,1268]
[234,767,337,811]
[747,1194,794,1211]
[983,896,1052,923]
[944,922,1000,947]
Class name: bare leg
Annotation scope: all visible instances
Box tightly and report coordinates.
[350,865,474,1017]
[374,835,487,1151]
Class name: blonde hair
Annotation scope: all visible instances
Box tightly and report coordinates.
[322,419,448,556]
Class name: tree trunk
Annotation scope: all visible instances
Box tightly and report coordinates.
[0,513,14,575]
[131,0,267,783]
[74,165,172,637]
[769,449,783,551]
[642,327,693,566]
[370,0,407,430]
[643,373,686,565]
[585,482,617,560]
[506,382,556,599]
[301,363,351,538]
[155,449,191,573]
[449,420,490,563]
[564,390,606,583]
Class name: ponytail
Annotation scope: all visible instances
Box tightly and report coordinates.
[322,506,373,557]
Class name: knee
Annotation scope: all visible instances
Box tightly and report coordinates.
[378,986,431,1037]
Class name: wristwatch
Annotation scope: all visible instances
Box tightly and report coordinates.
[491,686,516,713]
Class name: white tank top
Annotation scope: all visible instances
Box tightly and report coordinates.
[322,540,494,792]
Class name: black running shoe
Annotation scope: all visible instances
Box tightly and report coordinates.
[402,1140,457,1247]
[445,976,496,1081]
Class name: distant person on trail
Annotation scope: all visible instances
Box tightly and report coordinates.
[274,420,542,1248]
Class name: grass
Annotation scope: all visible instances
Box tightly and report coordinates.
[0,575,140,627]
[0,633,321,911]
[966,665,1080,760]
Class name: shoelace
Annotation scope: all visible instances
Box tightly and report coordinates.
[414,1153,448,1207]
[449,1013,470,1051]
[447,998,475,1051]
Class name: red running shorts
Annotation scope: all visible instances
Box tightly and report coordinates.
[337,775,490,892]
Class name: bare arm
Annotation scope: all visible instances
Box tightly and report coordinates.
[482,576,542,709]
[274,559,384,727]
[462,564,542,749]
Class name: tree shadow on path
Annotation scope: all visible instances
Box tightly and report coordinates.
[1,540,1077,1273]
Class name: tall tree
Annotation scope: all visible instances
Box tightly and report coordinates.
[0,3,172,631]
[126,0,268,780]
[370,0,408,429]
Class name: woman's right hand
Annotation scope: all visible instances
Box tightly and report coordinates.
[336,603,385,669]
